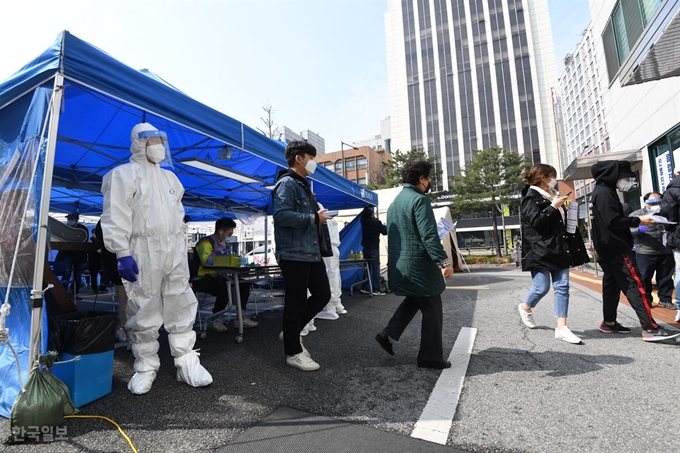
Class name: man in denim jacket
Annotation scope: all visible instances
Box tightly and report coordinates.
[272,141,333,371]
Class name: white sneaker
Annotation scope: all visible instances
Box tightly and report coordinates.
[234,317,259,329]
[518,303,536,328]
[286,352,320,371]
[555,326,582,344]
[306,320,317,331]
[336,302,347,315]
[208,318,227,332]
[300,327,309,336]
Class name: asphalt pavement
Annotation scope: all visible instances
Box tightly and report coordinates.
[1,268,679,452]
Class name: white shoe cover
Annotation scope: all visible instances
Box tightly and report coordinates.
[128,371,157,395]
[175,351,213,388]
[336,302,347,315]
[306,319,317,331]
[315,308,339,320]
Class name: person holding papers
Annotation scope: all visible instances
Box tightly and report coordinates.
[590,160,679,342]
[629,193,675,310]
[517,164,589,344]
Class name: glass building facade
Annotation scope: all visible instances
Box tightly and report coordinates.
[386,0,559,190]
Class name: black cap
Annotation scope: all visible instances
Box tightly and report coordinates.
[66,212,79,220]
[617,161,636,179]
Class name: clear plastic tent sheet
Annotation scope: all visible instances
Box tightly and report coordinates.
[0,83,51,418]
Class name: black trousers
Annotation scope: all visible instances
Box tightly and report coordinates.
[598,252,658,331]
[192,274,251,313]
[279,259,331,356]
[383,294,444,363]
[635,252,675,304]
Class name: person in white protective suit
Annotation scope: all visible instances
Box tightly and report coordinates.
[315,216,343,320]
[100,122,213,395]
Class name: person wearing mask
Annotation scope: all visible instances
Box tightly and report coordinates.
[101,122,212,394]
[659,165,680,322]
[55,212,89,295]
[517,164,590,344]
[375,158,454,369]
[272,140,333,371]
[360,205,387,296]
[590,160,679,342]
[629,192,675,310]
[192,217,257,332]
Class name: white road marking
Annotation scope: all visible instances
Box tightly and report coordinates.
[411,327,477,445]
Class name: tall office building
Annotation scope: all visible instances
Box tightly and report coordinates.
[385,0,559,190]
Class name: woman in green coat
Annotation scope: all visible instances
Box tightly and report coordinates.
[375,158,454,369]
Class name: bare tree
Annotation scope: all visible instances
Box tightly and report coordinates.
[257,104,283,140]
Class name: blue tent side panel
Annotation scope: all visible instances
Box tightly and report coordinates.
[338,214,364,291]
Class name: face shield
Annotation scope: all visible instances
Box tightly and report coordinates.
[137,129,173,167]
[616,177,637,193]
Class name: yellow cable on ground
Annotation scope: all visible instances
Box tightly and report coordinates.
[64,415,138,453]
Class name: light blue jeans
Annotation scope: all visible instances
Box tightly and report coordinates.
[525,269,570,318]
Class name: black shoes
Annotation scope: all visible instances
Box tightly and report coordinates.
[375,331,394,356]
[418,360,452,369]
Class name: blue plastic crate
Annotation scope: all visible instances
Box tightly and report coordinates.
[52,350,113,408]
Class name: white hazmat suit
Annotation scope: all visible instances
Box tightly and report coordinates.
[317,217,344,318]
[101,122,212,394]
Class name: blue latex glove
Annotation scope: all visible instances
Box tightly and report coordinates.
[638,225,649,234]
[117,256,139,282]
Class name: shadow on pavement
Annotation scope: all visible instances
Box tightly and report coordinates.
[466,346,634,377]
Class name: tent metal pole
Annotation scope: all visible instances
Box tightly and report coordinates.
[28,74,65,368]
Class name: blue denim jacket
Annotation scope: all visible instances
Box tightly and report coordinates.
[272,172,331,262]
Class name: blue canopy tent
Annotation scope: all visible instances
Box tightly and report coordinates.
[0,30,377,417]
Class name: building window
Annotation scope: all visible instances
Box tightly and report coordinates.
[357,157,368,170]
[357,177,367,185]
[346,159,356,171]
[335,161,343,173]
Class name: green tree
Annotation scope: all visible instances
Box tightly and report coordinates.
[449,146,530,257]
[368,149,441,192]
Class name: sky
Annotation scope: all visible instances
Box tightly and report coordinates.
[1,0,591,155]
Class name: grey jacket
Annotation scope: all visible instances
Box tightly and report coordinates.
[629,207,671,255]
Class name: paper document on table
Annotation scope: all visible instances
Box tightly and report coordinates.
[650,215,677,224]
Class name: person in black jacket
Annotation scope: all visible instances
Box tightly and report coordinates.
[629,192,675,310]
[659,165,680,323]
[360,205,387,296]
[590,160,679,342]
[518,164,589,344]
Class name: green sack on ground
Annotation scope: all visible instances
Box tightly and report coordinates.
[6,351,77,444]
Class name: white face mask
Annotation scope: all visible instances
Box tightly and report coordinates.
[146,143,166,163]
[547,178,558,190]
[67,220,76,226]
[648,205,661,213]
[304,158,317,175]
[616,178,636,192]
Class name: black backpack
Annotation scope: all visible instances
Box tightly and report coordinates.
[189,236,216,281]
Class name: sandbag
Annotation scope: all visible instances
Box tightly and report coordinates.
[6,351,77,444]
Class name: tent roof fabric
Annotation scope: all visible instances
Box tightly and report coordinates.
[0,31,377,219]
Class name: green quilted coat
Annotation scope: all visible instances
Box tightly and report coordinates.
[387,184,448,297]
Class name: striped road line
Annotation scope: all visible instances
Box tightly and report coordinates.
[411,327,477,445]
